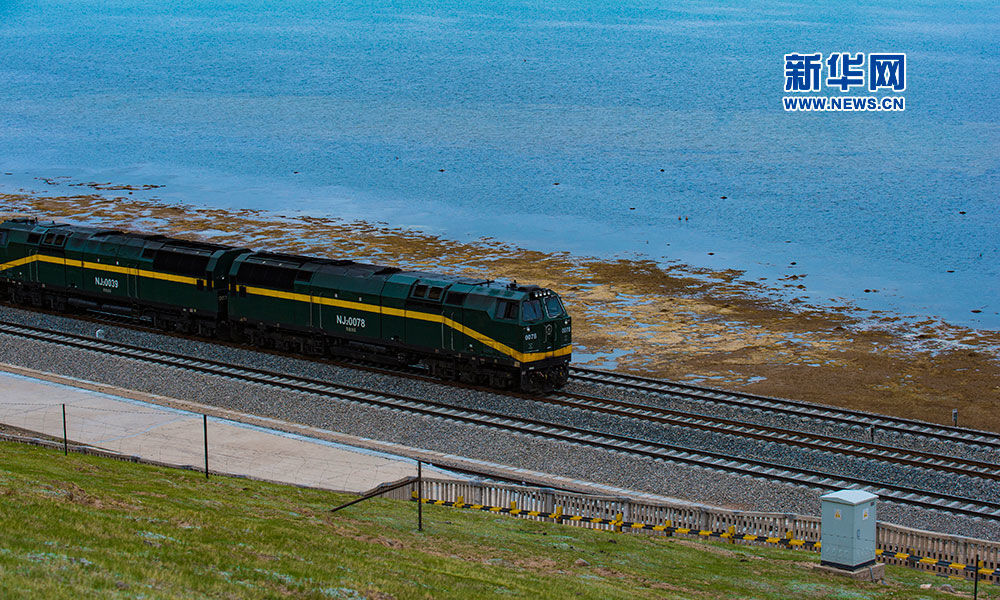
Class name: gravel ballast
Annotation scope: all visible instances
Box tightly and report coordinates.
[0,304,997,542]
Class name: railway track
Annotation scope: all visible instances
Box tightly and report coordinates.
[18,303,999,459]
[570,366,1000,452]
[1,319,998,522]
[546,391,1000,481]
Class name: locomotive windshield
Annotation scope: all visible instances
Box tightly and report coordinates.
[521,299,543,322]
[543,295,565,318]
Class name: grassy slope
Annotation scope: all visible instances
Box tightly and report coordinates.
[0,441,990,599]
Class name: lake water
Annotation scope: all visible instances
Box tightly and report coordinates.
[1,0,997,328]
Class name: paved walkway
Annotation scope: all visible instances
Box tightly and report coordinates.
[0,366,458,493]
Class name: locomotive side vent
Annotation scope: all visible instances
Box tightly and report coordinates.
[153,250,212,277]
[236,262,298,291]
[445,292,468,305]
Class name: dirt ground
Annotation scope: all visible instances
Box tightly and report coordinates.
[3,191,999,432]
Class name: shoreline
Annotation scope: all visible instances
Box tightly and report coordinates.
[2,191,999,433]
[4,174,997,333]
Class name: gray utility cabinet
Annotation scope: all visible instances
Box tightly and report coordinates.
[820,489,878,570]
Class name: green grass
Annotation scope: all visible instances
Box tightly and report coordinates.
[0,440,993,599]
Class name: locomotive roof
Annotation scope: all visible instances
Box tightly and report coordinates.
[3,218,559,299]
[239,250,489,286]
[2,218,239,254]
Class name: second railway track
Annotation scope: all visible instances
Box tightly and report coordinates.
[570,366,1000,452]
[545,391,1000,481]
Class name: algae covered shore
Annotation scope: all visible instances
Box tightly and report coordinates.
[3,192,998,433]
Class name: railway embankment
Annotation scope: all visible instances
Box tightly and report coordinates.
[0,439,989,599]
[1,305,997,542]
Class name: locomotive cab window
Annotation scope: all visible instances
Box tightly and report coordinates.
[412,284,428,298]
[27,233,41,244]
[521,299,543,322]
[428,287,443,301]
[543,295,565,318]
[42,232,56,245]
[496,299,518,320]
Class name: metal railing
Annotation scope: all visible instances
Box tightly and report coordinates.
[382,477,999,582]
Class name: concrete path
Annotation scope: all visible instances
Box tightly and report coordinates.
[0,366,458,493]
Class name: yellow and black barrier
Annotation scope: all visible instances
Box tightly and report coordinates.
[411,492,819,548]
[412,492,1000,581]
[876,548,999,580]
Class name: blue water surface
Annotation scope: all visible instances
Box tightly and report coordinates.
[0,0,997,328]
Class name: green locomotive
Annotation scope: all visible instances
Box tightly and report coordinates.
[0,217,571,391]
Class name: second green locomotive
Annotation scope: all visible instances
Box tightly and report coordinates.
[0,217,571,391]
